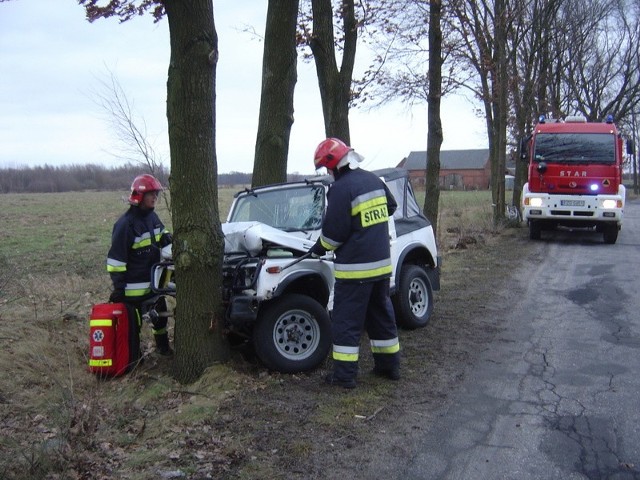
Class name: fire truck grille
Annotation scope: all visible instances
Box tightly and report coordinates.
[550,210,594,217]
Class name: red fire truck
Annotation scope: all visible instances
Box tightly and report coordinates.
[521,115,626,244]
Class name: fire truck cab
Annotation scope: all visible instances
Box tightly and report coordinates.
[520,115,626,244]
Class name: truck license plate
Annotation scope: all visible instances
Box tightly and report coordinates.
[561,200,585,206]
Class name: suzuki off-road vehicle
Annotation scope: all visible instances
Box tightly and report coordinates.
[152,168,440,373]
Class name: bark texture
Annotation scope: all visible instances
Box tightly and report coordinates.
[424,0,443,235]
[165,0,229,383]
[309,0,357,143]
[252,0,300,187]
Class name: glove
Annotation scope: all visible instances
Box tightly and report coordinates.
[308,241,325,258]
[162,232,173,246]
[109,289,126,304]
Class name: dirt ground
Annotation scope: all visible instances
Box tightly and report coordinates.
[223,227,530,480]
[0,224,531,480]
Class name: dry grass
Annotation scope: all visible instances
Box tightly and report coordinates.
[0,187,507,479]
[432,190,495,249]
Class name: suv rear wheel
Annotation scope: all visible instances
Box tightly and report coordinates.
[253,294,331,373]
[393,265,434,330]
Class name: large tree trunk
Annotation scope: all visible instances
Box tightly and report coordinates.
[310,0,356,142]
[252,0,300,188]
[165,0,229,383]
[424,0,443,236]
[492,0,508,223]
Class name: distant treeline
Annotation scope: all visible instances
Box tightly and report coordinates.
[0,164,310,194]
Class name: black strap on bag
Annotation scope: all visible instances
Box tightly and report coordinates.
[125,303,142,372]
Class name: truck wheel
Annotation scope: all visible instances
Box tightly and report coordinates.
[529,221,541,240]
[393,265,434,330]
[253,294,331,373]
[603,224,618,244]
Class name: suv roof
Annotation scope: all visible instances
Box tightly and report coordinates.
[372,168,432,236]
[228,168,431,235]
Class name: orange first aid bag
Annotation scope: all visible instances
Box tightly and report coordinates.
[88,303,140,377]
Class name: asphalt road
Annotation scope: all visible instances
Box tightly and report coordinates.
[402,198,640,479]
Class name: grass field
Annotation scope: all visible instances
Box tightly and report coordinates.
[0,187,498,479]
[0,187,495,274]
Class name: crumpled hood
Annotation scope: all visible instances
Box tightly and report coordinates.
[221,222,316,256]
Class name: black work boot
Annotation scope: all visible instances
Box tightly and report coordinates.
[324,373,356,389]
[154,333,174,356]
[372,366,400,381]
[372,353,400,380]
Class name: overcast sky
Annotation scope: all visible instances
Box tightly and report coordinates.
[0,0,487,174]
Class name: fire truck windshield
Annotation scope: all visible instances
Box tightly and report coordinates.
[533,133,615,164]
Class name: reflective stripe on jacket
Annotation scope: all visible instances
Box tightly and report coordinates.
[106,206,171,298]
[318,168,397,282]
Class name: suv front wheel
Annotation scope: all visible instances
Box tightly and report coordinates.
[393,264,434,330]
[253,294,331,373]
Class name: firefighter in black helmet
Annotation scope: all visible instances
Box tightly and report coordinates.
[107,174,174,357]
[309,138,400,389]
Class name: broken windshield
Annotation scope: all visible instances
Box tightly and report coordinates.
[533,133,615,163]
[228,185,325,232]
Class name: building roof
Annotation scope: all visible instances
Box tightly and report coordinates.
[399,149,490,171]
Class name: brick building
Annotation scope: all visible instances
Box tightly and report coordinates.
[397,149,490,190]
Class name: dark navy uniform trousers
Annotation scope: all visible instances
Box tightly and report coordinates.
[330,278,400,380]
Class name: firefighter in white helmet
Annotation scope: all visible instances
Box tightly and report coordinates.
[106,174,174,358]
[309,138,400,389]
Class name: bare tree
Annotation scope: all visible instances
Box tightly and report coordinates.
[425,0,444,235]
[92,68,172,210]
[561,0,640,121]
[164,1,230,382]
[307,0,359,142]
[509,0,563,207]
[252,0,300,187]
[80,0,229,383]
[447,0,508,222]
[93,68,165,170]
[352,0,462,107]
[492,0,509,221]
[318,0,639,221]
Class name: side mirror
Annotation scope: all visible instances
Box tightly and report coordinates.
[627,139,635,155]
[151,262,176,294]
[536,161,548,174]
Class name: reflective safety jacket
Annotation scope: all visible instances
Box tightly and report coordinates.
[106,206,171,299]
[317,168,397,282]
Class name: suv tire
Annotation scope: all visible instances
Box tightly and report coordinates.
[253,294,331,373]
[394,265,434,330]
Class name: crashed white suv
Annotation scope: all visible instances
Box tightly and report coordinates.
[153,168,440,373]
